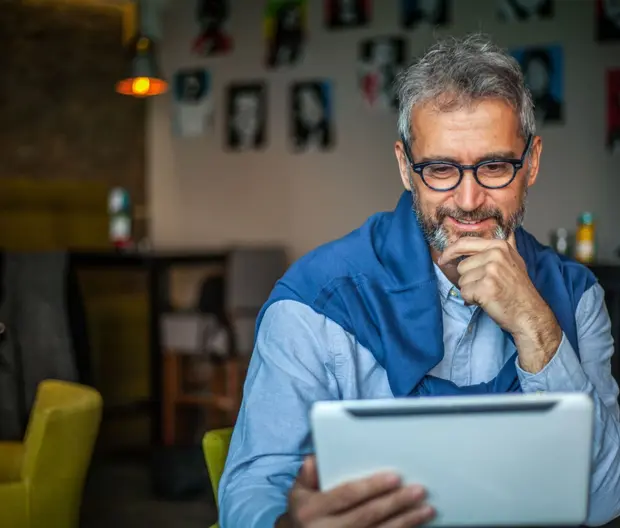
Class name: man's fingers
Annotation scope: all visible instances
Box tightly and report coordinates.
[458,266,486,288]
[320,472,402,516]
[507,231,517,250]
[460,279,483,306]
[440,236,516,266]
[376,503,436,528]
[297,455,319,489]
[339,485,426,528]
[439,238,496,265]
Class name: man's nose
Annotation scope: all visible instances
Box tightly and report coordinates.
[453,170,486,212]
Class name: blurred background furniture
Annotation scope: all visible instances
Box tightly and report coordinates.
[0,379,103,528]
[161,248,287,445]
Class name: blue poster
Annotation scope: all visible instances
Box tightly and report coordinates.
[289,80,334,152]
[172,68,214,138]
[512,44,564,124]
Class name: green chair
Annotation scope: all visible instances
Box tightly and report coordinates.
[203,427,233,528]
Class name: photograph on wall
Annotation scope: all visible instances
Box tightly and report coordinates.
[172,68,214,138]
[264,0,307,68]
[596,0,620,42]
[191,0,233,56]
[357,37,406,111]
[401,0,450,29]
[325,0,371,29]
[512,44,563,125]
[289,81,334,152]
[497,0,553,22]
[225,83,267,151]
[607,70,620,154]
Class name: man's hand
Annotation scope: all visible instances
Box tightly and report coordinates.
[439,236,562,373]
[276,455,434,528]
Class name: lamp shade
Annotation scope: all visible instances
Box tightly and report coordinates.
[116,35,168,97]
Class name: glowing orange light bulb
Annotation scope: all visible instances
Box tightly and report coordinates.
[132,77,151,95]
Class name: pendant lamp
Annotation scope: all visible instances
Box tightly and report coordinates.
[115,1,168,97]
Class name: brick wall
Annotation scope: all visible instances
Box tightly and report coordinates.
[0,1,146,232]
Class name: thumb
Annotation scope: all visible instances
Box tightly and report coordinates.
[297,455,319,490]
[507,231,517,251]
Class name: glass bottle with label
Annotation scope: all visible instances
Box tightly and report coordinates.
[575,212,596,264]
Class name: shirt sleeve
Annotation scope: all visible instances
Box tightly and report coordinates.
[516,283,620,526]
[218,300,341,528]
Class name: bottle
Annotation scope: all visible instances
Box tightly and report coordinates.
[551,228,569,255]
[108,187,133,250]
[575,212,595,264]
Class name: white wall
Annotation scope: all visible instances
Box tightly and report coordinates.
[147,0,620,261]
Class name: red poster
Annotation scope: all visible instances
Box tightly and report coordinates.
[607,70,620,153]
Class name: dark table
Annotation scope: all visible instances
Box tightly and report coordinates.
[71,249,229,446]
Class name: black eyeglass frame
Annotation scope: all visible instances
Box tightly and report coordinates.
[400,134,534,192]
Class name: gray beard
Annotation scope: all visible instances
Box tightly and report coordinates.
[409,175,528,253]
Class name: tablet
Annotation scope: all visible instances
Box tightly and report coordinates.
[310,393,593,527]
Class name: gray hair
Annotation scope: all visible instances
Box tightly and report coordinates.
[395,34,535,145]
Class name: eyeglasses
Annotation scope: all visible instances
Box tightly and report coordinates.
[401,134,533,192]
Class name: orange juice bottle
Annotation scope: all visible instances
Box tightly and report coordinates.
[575,212,596,264]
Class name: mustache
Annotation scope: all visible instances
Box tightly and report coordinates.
[436,206,504,225]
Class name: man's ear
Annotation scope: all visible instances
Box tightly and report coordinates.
[526,135,543,187]
[395,140,412,191]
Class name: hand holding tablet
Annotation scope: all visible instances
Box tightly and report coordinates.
[276,454,434,528]
[310,393,593,527]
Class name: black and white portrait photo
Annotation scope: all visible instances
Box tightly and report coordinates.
[497,0,553,22]
[225,83,267,151]
[597,0,620,42]
[325,0,370,29]
[172,68,213,138]
[512,45,564,124]
[358,37,406,111]
[265,0,306,68]
[401,0,449,29]
[290,81,334,152]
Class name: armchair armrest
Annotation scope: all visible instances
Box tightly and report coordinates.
[0,442,24,482]
[0,481,28,526]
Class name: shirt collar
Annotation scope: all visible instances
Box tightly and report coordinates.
[433,263,456,300]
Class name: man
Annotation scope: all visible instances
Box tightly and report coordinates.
[219,35,620,527]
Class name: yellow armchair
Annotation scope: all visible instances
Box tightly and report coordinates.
[0,380,103,528]
[203,427,233,528]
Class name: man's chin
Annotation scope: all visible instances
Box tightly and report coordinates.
[447,227,496,243]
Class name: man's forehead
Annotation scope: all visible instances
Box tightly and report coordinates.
[410,99,521,139]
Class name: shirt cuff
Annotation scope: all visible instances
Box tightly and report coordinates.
[515,332,590,393]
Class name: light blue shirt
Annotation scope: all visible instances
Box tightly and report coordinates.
[219,265,620,527]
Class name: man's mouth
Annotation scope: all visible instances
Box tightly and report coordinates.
[446,216,495,231]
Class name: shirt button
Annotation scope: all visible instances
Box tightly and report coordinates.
[467,324,473,333]
[449,289,458,297]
